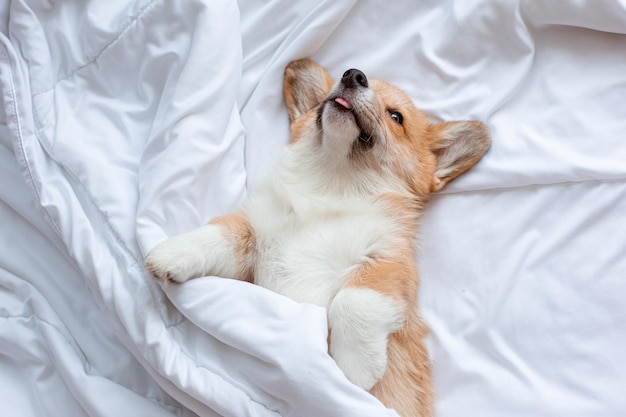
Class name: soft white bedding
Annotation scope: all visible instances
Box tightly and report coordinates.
[1,1,625,416]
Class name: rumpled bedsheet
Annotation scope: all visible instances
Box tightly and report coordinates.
[1,1,625,416]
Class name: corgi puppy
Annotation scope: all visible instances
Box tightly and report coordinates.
[145,59,490,417]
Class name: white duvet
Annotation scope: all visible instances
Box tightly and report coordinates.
[1,1,625,416]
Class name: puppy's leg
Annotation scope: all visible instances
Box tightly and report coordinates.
[328,259,413,390]
[328,286,405,390]
[145,211,254,284]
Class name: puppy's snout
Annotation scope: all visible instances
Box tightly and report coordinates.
[341,68,368,89]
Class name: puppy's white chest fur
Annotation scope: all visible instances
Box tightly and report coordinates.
[247,149,402,307]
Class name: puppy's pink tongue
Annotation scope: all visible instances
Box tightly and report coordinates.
[335,97,352,109]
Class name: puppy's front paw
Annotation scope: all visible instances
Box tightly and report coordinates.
[145,237,204,284]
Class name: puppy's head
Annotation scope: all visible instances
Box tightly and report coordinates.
[284,59,491,195]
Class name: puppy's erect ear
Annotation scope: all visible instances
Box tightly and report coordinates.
[429,121,491,192]
[284,59,334,122]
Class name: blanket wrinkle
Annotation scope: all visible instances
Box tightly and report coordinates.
[1,0,626,416]
[27,0,158,98]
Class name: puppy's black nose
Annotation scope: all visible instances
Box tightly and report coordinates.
[341,68,368,88]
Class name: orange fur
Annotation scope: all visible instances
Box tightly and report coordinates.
[371,312,433,417]
[284,59,335,123]
[209,212,255,283]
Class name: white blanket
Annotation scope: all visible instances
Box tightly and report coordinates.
[1,1,625,416]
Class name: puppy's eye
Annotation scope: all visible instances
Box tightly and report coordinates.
[389,110,403,125]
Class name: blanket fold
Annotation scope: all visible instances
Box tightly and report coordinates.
[1,0,626,416]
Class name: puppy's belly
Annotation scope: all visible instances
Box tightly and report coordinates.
[253,218,379,307]
[254,244,357,307]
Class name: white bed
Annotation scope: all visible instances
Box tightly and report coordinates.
[1,1,625,416]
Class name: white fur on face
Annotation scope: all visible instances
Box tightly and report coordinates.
[321,104,360,158]
[319,84,379,162]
